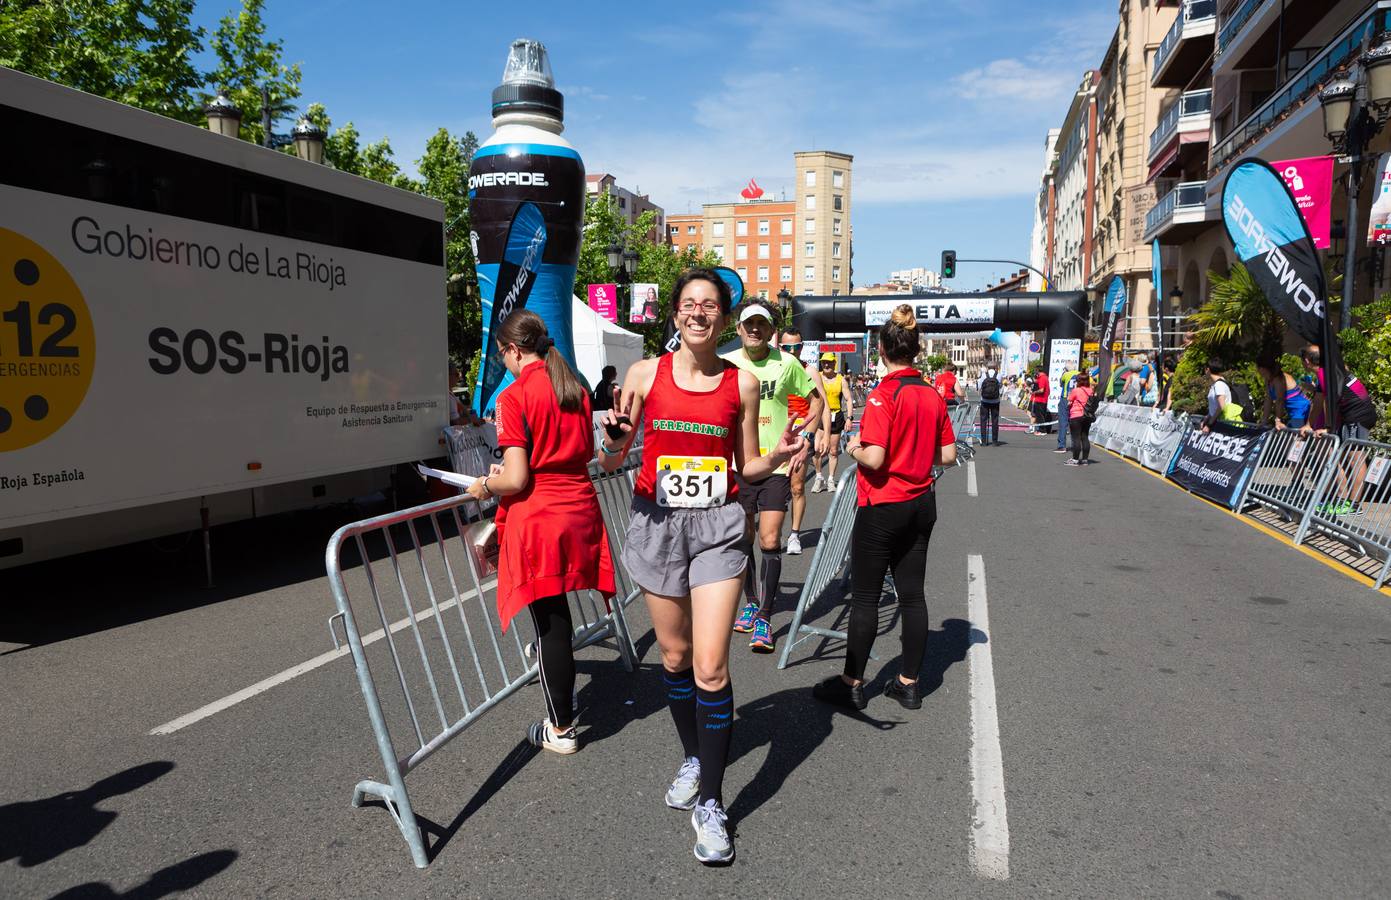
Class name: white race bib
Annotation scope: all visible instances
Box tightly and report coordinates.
[656,456,728,508]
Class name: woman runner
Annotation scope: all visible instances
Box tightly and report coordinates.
[465,310,616,754]
[814,304,956,711]
[601,268,806,865]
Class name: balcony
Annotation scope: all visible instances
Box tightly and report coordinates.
[1148,89,1213,175]
[1216,0,1271,59]
[1144,181,1210,243]
[1152,0,1217,87]
[1211,3,1391,173]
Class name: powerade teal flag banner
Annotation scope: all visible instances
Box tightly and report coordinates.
[474,201,547,413]
[1152,240,1166,399]
[1096,275,1128,398]
[1221,157,1342,430]
[661,266,745,354]
[470,39,586,416]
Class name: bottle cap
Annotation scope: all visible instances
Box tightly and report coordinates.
[492,38,564,121]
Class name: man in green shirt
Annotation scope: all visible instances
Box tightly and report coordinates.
[721,299,824,653]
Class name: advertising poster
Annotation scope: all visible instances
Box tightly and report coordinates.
[1166,419,1270,509]
[1368,153,1391,246]
[1272,156,1333,249]
[1047,338,1081,414]
[864,297,995,328]
[587,283,618,323]
[629,282,659,323]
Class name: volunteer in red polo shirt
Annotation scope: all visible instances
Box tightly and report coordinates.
[813,304,956,712]
[464,309,615,756]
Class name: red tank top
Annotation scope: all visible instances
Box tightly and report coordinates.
[635,354,742,503]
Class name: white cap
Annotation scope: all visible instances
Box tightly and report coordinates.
[738,304,774,325]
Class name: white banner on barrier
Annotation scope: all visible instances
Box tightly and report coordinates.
[1088,403,1186,471]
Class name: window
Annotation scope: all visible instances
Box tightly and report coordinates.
[832,265,842,281]
[671,243,680,253]
[804,218,815,232]
[804,170,816,187]
[712,221,725,237]
[832,170,844,188]
[832,218,842,236]
[737,267,748,280]
[833,195,842,211]
[758,266,769,282]
[669,225,678,235]
[780,242,792,257]
[780,265,792,281]
[735,244,748,260]
[736,220,748,236]
[781,219,792,234]
[805,194,816,210]
[832,242,841,258]
[758,220,770,235]
[758,289,768,299]
[803,265,815,280]
[758,243,769,259]
[687,225,697,235]
[619,197,626,208]
[831,289,840,296]
[804,242,815,256]
[713,244,725,260]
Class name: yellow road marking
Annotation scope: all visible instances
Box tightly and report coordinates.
[1103,448,1391,597]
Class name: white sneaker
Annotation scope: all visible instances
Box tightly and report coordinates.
[786,532,803,555]
[811,475,826,493]
[691,798,734,864]
[665,757,701,810]
[526,720,578,755]
[832,478,842,492]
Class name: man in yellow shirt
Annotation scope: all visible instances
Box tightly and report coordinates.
[811,353,853,492]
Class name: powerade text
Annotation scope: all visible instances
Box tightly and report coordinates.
[1225,195,1323,316]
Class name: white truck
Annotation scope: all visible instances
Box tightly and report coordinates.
[0,67,447,571]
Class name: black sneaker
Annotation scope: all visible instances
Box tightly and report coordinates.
[883,678,922,710]
[813,675,867,710]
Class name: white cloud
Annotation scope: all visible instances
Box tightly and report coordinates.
[953,58,1082,103]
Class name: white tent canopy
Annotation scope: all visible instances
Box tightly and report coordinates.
[571,295,643,388]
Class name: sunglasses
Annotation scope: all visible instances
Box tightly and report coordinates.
[780,343,802,353]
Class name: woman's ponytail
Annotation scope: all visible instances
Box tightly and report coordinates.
[495,309,586,411]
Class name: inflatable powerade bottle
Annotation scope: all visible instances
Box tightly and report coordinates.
[470,38,585,415]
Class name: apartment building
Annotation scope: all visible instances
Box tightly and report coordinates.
[1030,129,1062,291]
[1143,0,1391,336]
[1050,71,1102,292]
[586,173,665,242]
[664,149,854,301]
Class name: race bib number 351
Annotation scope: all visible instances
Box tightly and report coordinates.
[656,455,727,508]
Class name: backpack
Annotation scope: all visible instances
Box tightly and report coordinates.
[980,375,1001,401]
[1215,378,1257,423]
[1082,389,1100,421]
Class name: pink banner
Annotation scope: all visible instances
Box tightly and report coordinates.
[587,283,618,323]
[1272,155,1334,249]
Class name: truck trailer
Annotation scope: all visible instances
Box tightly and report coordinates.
[0,67,447,571]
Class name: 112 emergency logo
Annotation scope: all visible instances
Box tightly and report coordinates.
[0,227,95,452]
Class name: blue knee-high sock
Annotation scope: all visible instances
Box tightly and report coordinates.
[664,667,698,758]
[696,682,733,805]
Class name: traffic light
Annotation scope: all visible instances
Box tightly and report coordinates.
[941,250,956,279]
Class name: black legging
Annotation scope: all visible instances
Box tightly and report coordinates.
[1070,418,1091,461]
[527,594,575,729]
[979,403,999,444]
[845,491,937,681]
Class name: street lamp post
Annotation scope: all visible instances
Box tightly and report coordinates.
[1319,35,1391,333]
[204,91,242,138]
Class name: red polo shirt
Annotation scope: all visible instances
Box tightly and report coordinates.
[856,368,955,506]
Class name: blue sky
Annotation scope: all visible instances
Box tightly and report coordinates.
[194,0,1115,289]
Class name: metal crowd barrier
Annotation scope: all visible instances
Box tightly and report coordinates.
[1293,438,1391,589]
[324,452,643,867]
[1238,428,1342,524]
[777,466,860,669]
[950,401,979,446]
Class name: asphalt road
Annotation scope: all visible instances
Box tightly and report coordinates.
[3,431,1390,898]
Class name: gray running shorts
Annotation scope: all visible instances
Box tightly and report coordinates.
[621,496,748,598]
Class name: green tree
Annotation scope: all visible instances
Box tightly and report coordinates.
[1,0,207,123]
[1184,263,1284,362]
[415,128,481,364]
[206,0,302,146]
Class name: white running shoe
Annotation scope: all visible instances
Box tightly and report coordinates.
[811,475,826,493]
[786,531,803,555]
[526,720,578,755]
[832,478,842,492]
[665,757,701,810]
[691,798,734,864]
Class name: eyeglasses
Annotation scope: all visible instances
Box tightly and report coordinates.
[780,344,802,353]
[677,300,722,315]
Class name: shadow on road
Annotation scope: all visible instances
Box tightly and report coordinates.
[728,686,902,826]
[0,761,174,868]
[47,850,237,899]
[412,738,539,862]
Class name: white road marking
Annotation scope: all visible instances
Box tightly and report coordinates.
[967,553,1010,880]
[967,459,978,497]
[149,584,487,736]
